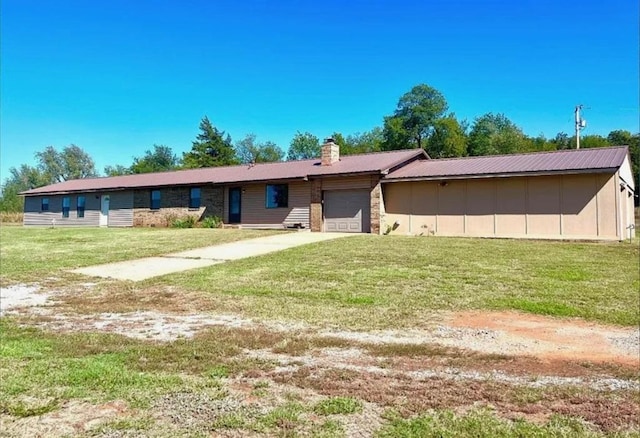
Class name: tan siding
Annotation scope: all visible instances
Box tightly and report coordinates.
[381,171,621,241]
[619,179,629,237]
[561,175,597,237]
[409,182,437,235]
[495,178,527,236]
[626,187,635,239]
[465,179,496,236]
[437,181,465,235]
[527,176,561,236]
[382,183,411,234]
[225,182,310,228]
[108,191,134,227]
[321,176,372,191]
[596,174,617,238]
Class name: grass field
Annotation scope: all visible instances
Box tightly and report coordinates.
[0,226,638,437]
[0,226,280,282]
[158,235,640,328]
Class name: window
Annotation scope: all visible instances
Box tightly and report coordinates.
[151,190,161,210]
[189,187,201,209]
[266,184,288,208]
[41,198,49,211]
[62,197,70,218]
[77,196,86,218]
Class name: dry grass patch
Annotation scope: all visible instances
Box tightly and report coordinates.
[274,367,640,433]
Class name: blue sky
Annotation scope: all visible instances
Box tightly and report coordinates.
[1,0,638,180]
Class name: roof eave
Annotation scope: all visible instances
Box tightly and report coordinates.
[382,167,619,183]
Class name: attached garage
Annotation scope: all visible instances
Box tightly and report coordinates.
[382,147,635,241]
[323,189,371,233]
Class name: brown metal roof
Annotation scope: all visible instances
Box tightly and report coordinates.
[384,146,630,181]
[22,149,425,196]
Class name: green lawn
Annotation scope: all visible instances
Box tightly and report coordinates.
[0,226,280,282]
[1,228,638,436]
[160,235,640,328]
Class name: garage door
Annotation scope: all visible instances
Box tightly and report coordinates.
[324,190,370,233]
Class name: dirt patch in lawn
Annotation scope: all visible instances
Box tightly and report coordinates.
[3,283,638,369]
[0,400,131,438]
[447,310,640,366]
[2,283,640,436]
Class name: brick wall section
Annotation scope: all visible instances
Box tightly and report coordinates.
[310,179,323,232]
[133,186,224,227]
[370,176,382,235]
[321,142,340,166]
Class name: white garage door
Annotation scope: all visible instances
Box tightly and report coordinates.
[324,190,370,233]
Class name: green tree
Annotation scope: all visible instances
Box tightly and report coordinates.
[104,164,132,176]
[235,134,284,164]
[607,130,639,193]
[467,113,530,156]
[287,131,320,160]
[381,116,413,151]
[578,134,611,149]
[182,116,238,168]
[549,132,572,150]
[35,144,98,182]
[383,84,448,150]
[334,128,384,155]
[130,145,181,173]
[426,114,468,158]
[0,165,49,212]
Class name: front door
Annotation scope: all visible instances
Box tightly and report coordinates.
[229,187,241,224]
[100,195,110,226]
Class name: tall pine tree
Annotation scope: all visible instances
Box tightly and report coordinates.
[182,116,238,168]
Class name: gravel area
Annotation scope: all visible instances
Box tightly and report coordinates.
[0,284,51,316]
[2,283,639,438]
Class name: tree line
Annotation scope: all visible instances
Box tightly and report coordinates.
[1,83,638,212]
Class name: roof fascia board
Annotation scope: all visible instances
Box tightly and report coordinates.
[307,171,380,180]
[382,168,618,183]
[383,150,428,174]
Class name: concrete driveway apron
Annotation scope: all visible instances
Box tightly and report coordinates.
[70,231,353,282]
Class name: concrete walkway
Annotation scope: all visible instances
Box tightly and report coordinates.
[70,232,352,282]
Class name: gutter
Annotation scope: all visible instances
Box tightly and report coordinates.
[381,168,619,183]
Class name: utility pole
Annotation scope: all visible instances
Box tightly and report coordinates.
[574,105,587,149]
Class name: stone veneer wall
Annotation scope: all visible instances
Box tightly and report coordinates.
[133,186,224,227]
[370,176,381,235]
[310,179,323,232]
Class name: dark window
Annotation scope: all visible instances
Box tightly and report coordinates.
[41,198,49,211]
[266,184,288,208]
[62,197,70,218]
[77,196,86,218]
[151,190,161,210]
[189,187,201,209]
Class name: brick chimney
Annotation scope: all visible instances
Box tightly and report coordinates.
[321,137,340,166]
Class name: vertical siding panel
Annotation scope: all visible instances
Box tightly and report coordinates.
[561,175,598,237]
[495,177,527,237]
[465,179,496,236]
[527,176,561,236]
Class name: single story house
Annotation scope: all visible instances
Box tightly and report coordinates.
[21,140,636,240]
